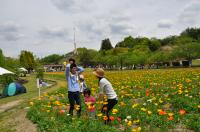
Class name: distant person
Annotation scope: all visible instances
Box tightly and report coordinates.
[66,58,84,117]
[93,68,118,124]
[79,74,87,93]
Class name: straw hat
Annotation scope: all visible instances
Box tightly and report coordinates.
[93,68,104,77]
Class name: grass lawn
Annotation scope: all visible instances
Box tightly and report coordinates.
[0,74,67,132]
[0,74,67,105]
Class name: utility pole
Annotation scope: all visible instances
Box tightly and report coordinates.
[73,27,78,55]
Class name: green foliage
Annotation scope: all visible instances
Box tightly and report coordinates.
[100,38,113,51]
[78,48,98,67]
[181,27,200,40]
[19,50,35,72]
[149,38,161,51]
[0,74,16,86]
[116,36,136,48]
[0,49,5,67]
[36,68,44,79]
[40,54,63,64]
[172,42,200,60]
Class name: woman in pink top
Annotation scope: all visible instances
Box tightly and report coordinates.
[83,89,96,118]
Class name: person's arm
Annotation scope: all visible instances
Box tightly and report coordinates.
[65,64,70,79]
[77,66,84,74]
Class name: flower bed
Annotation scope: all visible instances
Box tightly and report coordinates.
[27,68,200,131]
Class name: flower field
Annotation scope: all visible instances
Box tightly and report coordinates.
[27,68,200,132]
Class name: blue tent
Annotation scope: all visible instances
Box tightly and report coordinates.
[3,82,26,97]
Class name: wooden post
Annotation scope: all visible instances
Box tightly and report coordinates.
[37,78,40,97]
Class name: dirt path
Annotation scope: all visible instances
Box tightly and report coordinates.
[0,100,22,113]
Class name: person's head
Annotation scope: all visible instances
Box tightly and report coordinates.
[79,74,84,82]
[70,63,77,74]
[69,58,75,64]
[83,89,91,97]
[93,68,104,78]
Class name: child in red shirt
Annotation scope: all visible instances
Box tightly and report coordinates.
[83,89,96,118]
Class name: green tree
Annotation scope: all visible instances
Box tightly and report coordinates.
[40,54,63,64]
[78,48,98,67]
[181,27,200,40]
[0,49,5,67]
[115,36,136,48]
[149,38,161,51]
[100,38,113,51]
[19,50,35,73]
[172,42,200,65]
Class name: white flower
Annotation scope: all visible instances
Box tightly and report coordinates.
[127,116,132,119]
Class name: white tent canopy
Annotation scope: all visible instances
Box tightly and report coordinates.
[18,67,28,72]
[0,67,14,75]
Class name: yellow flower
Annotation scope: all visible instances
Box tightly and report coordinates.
[132,103,139,108]
[112,109,118,114]
[97,113,103,117]
[132,127,141,132]
[198,105,200,109]
[133,119,140,124]
[168,113,174,117]
[159,98,163,103]
[47,110,50,113]
[127,121,132,126]
[103,102,108,105]
[29,102,34,106]
[147,110,152,115]
[141,108,147,111]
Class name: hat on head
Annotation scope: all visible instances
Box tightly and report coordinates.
[93,68,104,77]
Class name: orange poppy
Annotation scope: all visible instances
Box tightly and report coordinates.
[103,116,108,121]
[109,116,115,121]
[179,109,186,115]
[168,116,174,120]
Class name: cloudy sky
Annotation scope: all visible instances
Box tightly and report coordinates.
[0,0,200,57]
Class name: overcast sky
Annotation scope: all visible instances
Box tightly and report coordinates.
[0,0,200,58]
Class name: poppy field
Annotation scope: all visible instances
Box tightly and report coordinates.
[27,68,200,132]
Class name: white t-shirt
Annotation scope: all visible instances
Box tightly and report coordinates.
[99,78,117,99]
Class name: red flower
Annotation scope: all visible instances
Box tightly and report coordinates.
[168,116,174,120]
[179,109,186,115]
[117,117,122,122]
[109,116,115,121]
[146,90,149,96]
[159,110,167,115]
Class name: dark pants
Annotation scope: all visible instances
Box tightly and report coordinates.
[102,98,118,124]
[68,91,81,117]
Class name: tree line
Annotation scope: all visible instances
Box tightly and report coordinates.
[0,27,200,71]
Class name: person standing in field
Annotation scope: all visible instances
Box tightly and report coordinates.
[93,68,118,124]
[66,58,84,117]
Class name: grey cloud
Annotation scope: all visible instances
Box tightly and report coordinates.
[157,19,173,28]
[39,27,69,40]
[110,22,136,36]
[178,1,200,25]
[0,22,24,41]
[51,0,92,13]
